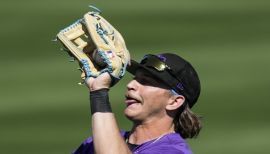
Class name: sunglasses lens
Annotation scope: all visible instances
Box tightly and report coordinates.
[141,55,167,71]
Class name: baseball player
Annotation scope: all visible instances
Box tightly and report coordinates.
[56,9,202,154]
[72,53,202,154]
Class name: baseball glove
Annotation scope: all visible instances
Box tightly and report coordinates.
[56,9,130,85]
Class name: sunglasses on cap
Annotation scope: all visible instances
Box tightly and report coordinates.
[141,54,171,71]
[140,54,184,91]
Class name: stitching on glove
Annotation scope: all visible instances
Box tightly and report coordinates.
[61,19,83,33]
[81,59,92,77]
[88,5,102,14]
[119,62,128,78]
[96,23,109,44]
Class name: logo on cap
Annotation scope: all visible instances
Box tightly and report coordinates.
[176,83,184,91]
[157,54,167,62]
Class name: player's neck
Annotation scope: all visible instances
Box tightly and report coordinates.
[129,117,175,145]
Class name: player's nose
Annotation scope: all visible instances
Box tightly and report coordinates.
[126,79,138,91]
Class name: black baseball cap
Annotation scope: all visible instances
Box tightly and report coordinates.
[127,53,201,108]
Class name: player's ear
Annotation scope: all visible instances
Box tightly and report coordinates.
[165,94,185,111]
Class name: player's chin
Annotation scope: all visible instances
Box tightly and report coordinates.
[124,107,142,121]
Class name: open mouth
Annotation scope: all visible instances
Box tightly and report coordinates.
[125,95,140,107]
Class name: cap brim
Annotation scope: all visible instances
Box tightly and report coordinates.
[127,60,141,75]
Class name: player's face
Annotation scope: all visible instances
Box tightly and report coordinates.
[124,69,172,122]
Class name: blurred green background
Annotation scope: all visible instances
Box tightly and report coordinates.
[0,0,269,153]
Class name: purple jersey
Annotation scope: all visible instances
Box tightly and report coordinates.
[72,131,193,154]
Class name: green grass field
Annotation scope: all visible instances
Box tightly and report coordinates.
[0,0,270,153]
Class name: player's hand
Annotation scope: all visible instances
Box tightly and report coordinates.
[85,72,112,91]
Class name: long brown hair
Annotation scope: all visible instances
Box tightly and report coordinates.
[173,104,202,139]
